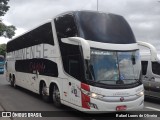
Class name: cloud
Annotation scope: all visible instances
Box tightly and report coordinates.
[3,0,96,29]
[0,37,10,44]
[99,0,160,52]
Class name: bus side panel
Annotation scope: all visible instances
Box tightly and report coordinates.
[61,77,83,110]
[53,56,82,109]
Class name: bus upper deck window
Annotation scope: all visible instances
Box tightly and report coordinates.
[55,14,78,39]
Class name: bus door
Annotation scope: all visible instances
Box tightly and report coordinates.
[62,57,81,106]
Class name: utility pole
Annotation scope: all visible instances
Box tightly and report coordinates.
[97,0,98,11]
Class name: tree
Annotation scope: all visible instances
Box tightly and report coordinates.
[0,0,16,39]
[0,43,6,56]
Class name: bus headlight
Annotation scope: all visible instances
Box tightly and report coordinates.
[91,93,97,98]
[81,88,104,99]
[136,91,144,97]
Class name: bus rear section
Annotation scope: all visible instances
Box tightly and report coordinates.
[0,55,5,74]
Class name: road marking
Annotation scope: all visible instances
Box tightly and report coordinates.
[145,106,160,111]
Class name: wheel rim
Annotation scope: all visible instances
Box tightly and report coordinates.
[53,86,60,103]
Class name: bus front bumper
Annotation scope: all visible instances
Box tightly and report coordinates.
[82,95,144,112]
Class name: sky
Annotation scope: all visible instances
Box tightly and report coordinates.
[0,0,160,53]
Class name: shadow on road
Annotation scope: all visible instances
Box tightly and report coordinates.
[6,85,139,119]
[145,96,160,105]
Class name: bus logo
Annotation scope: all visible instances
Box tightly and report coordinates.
[120,97,124,102]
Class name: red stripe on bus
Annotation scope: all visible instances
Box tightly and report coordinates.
[81,83,90,109]
[81,83,90,91]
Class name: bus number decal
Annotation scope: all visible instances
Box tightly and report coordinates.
[71,84,80,97]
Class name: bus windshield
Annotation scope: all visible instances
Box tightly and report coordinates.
[86,49,141,85]
[75,11,136,44]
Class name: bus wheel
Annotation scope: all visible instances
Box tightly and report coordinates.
[11,76,16,88]
[41,82,50,102]
[52,85,62,107]
[9,75,12,86]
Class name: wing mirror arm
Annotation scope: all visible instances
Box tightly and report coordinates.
[61,37,90,60]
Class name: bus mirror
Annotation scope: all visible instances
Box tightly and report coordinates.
[138,41,158,61]
[61,38,79,45]
[61,37,90,60]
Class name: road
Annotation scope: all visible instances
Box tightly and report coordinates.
[0,74,160,120]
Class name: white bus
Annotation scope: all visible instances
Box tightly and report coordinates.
[6,11,144,112]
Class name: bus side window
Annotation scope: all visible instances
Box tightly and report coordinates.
[7,22,54,53]
[69,59,80,80]
[152,62,160,75]
[141,61,148,75]
[55,14,78,40]
[32,23,54,45]
[54,14,84,81]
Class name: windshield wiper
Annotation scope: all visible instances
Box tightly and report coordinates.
[97,80,115,83]
[86,61,95,80]
[121,79,138,80]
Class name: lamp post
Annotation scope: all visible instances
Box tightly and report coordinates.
[97,0,99,11]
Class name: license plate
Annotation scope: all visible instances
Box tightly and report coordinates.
[116,105,127,111]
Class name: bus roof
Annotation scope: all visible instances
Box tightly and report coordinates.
[8,10,135,45]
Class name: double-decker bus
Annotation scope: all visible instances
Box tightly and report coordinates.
[6,11,144,112]
[0,55,5,74]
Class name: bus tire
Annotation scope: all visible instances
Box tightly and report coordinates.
[40,82,50,102]
[9,74,13,86]
[11,75,16,88]
[52,84,62,107]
